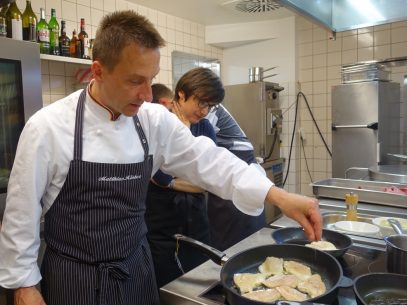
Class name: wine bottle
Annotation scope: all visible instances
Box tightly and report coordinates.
[5,0,22,40]
[0,3,8,37]
[78,18,89,59]
[48,8,59,55]
[22,0,37,41]
[37,8,49,54]
[58,20,70,57]
[69,29,81,58]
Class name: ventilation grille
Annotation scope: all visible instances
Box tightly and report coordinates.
[230,0,283,13]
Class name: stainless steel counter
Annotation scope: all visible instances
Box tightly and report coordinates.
[160,198,407,305]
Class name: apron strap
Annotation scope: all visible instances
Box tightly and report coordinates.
[73,89,87,160]
[96,261,131,305]
[133,115,149,160]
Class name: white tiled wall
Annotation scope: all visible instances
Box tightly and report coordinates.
[296,17,407,196]
[16,0,223,106]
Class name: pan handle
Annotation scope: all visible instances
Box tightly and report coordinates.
[174,234,228,266]
[337,276,353,288]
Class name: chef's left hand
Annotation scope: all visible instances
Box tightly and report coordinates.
[266,186,322,241]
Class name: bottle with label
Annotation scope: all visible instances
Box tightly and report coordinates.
[37,8,49,54]
[5,0,22,40]
[58,20,70,57]
[22,0,37,42]
[48,8,59,55]
[0,3,8,37]
[78,18,90,59]
[345,192,358,221]
[69,29,81,58]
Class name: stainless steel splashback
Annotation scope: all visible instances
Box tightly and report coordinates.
[223,81,283,161]
[332,81,401,178]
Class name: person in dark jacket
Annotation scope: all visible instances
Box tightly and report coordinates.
[146,72,222,287]
[206,104,267,250]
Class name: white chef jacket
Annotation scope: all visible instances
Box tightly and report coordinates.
[0,89,273,288]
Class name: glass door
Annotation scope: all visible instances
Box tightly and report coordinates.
[0,59,25,192]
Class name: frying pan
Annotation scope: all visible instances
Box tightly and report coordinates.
[271,227,352,258]
[174,234,352,305]
[353,273,407,305]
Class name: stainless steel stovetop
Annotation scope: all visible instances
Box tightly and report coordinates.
[160,199,404,305]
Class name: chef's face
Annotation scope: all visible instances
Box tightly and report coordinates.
[177,92,218,124]
[92,42,160,117]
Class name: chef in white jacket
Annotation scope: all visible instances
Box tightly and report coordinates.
[0,10,321,305]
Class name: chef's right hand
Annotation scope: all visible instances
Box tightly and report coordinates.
[14,286,46,305]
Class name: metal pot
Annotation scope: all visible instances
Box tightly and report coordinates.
[384,219,407,274]
[249,66,277,83]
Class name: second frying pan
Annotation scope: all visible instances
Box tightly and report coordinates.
[353,273,407,305]
[271,227,353,258]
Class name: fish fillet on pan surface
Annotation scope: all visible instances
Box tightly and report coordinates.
[233,256,327,302]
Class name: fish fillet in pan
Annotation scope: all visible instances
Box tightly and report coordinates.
[243,289,281,302]
[276,286,308,301]
[258,256,284,275]
[233,273,267,294]
[297,274,326,298]
[306,240,337,251]
[262,274,299,288]
[284,260,312,281]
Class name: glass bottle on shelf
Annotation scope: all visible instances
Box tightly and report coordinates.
[5,0,22,40]
[69,29,81,58]
[22,0,37,42]
[48,8,59,55]
[37,8,49,54]
[58,20,70,57]
[0,3,8,37]
[78,18,90,59]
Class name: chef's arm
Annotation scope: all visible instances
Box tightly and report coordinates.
[152,170,205,193]
[170,178,205,193]
[14,286,46,305]
[265,186,322,241]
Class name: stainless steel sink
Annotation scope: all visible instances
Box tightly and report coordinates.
[321,211,382,239]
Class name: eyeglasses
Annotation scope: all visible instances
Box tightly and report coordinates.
[197,100,219,113]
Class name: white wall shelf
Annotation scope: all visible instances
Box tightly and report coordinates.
[40,54,92,65]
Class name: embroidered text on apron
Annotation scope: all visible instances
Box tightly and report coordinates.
[41,90,159,305]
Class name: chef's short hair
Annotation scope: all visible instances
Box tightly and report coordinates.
[174,67,225,105]
[152,84,174,104]
[93,10,165,71]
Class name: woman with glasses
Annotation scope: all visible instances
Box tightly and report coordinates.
[145,68,224,287]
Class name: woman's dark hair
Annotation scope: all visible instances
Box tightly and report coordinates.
[174,67,225,105]
[93,10,166,71]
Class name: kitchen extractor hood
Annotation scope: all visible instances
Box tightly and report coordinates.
[276,0,407,32]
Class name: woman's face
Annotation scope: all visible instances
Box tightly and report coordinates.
[176,91,217,124]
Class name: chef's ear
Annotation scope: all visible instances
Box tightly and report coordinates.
[177,91,186,102]
[91,60,104,82]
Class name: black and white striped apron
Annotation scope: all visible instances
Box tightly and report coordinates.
[41,90,159,305]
